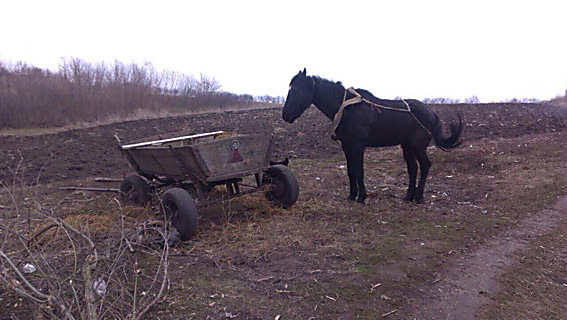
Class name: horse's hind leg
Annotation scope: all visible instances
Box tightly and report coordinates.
[414,148,431,203]
[402,142,417,201]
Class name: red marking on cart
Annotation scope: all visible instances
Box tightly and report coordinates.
[230,149,243,163]
[230,140,243,163]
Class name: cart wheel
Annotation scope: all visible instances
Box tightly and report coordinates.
[264,165,299,208]
[120,174,150,206]
[161,188,198,241]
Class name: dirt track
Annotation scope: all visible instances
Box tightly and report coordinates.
[1,102,566,319]
[413,196,567,319]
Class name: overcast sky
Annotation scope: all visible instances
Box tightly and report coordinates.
[1,0,566,102]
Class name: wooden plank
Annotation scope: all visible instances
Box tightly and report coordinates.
[121,131,224,149]
[206,169,266,183]
[59,186,120,193]
[94,177,122,182]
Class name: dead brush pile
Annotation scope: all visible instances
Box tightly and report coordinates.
[0,177,172,319]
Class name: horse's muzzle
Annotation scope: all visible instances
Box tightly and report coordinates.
[282,112,293,123]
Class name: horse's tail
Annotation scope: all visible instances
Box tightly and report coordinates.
[432,112,464,151]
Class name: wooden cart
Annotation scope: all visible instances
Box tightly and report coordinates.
[118,131,299,240]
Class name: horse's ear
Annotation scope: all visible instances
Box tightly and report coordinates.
[302,68,307,76]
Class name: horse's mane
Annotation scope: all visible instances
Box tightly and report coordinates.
[355,88,382,103]
[311,76,384,103]
[311,76,344,90]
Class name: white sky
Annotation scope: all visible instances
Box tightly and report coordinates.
[1,0,566,102]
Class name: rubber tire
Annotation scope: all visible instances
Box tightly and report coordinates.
[161,188,198,241]
[120,174,150,206]
[264,164,299,209]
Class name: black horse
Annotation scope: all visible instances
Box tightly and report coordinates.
[282,69,463,204]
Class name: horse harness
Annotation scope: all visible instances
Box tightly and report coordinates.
[329,87,433,140]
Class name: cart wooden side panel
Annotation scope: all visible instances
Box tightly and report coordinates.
[194,134,272,182]
[125,146,207,182]
[122,134,272,183]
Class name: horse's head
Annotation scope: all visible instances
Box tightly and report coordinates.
[282,68,315,123]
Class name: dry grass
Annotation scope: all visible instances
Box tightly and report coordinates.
[1,130,565,318]
[31,206,151,247]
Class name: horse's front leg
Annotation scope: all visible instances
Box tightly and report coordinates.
[342,144,358,201]
[351,144,366,204]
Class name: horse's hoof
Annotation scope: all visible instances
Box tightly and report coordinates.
[414,196,424,204]
[356,197,366,204]
[404,191,416,202]
[347,195,357,201]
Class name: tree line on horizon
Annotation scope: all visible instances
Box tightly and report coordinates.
[0,58,284,128]
[422,96,540,104]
